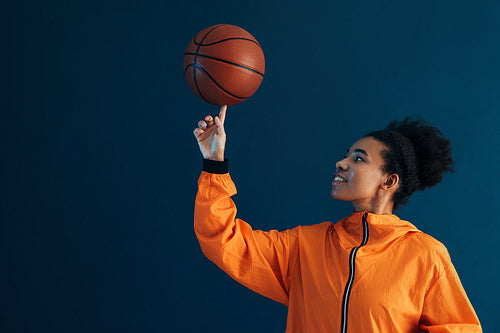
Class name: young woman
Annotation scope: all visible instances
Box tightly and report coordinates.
[192,105,482,332]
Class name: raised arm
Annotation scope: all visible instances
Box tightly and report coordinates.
[192,106,297,305]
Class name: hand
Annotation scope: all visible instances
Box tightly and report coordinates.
[193,105,227,161]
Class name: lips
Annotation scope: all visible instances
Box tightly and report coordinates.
[333,173,348,182]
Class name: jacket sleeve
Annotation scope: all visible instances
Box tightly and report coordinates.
[193,161,298,306]
[418,247,482,332]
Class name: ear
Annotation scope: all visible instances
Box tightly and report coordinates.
[382,174,399,190]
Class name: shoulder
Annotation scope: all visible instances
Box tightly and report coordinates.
[297,221,334,234]
[283,222,333,240]
[407,232,449,254]
[403,231,452,271]
[256,222,332,239]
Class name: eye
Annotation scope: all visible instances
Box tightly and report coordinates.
[354,156,364,162]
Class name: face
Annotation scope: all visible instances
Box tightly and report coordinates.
[331,136,394,209]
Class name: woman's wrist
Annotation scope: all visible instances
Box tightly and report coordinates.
[208,154,225,162]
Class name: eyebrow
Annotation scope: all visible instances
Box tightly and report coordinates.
[346,148,369,157]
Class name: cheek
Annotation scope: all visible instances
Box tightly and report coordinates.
[353,171,382,192]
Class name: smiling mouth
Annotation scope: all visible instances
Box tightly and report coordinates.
[333,175,347,183]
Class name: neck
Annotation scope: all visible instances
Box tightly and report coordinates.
[352,199,394,215]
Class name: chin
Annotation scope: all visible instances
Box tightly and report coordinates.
[331,190,348,201]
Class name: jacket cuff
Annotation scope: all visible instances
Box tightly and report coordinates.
[202,158,229,174]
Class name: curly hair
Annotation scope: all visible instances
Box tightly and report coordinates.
[364,116,455,211]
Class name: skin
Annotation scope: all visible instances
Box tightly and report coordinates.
[193,105,227,162]
[332,136,399,215]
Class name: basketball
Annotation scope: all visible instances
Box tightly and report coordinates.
[183,24,265,106]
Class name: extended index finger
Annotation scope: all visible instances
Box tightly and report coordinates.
[219,105,227,124]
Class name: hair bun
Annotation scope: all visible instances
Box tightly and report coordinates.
[385,116,455,190]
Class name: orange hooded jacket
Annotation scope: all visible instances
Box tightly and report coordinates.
[194,160,482,332]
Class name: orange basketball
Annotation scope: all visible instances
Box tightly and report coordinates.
[183,24,265,106]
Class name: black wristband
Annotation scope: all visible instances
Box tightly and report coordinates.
[202,158,229,174]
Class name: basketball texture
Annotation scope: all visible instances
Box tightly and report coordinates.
[183,24,265,106]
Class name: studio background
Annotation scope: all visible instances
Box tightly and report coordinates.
[2,0,498,331]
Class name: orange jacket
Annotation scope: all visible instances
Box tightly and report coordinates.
[194,169,482,332]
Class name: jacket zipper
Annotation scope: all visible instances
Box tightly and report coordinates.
[340,212,369,333]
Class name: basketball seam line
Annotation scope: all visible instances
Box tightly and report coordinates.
[193,37,260,47]
[190,64,247,99]
[193,24,228,45]
[184,52,264,77]
[193,24,226,103]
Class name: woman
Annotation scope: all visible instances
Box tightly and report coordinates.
[192,105,482,332]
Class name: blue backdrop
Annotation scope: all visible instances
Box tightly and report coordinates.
[3,0,498,331]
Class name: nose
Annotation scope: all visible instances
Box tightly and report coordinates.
[336,157,348,172]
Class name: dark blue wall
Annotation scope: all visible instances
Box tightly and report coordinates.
[3,0,498,331]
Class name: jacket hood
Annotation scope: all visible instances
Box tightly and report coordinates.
[334,210,421,255]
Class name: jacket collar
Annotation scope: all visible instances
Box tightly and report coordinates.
[334,210,421,252]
